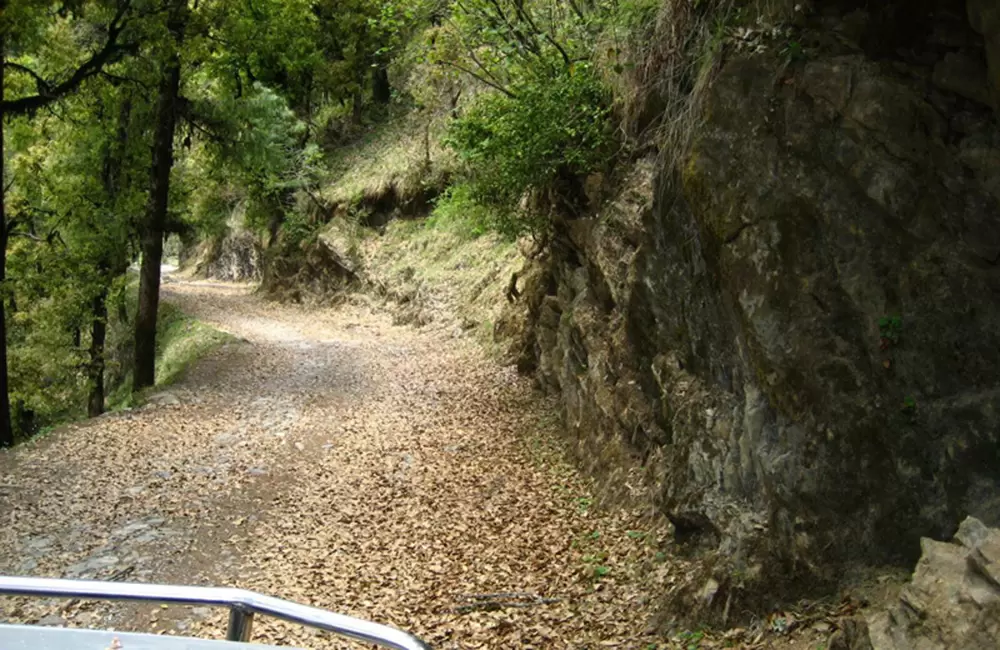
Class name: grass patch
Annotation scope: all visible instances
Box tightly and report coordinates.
[330,183,520,352]
[108,301,236,410]
[322,113,455,208]
[365,218,517,332]
[423,184,500,241]
[154,303,236,387]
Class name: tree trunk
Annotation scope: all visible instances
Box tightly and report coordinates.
[372,66,391,104]
[267,199,283,248]
[351,90,363,124]
[88,97,131,414]
[0,12,14,447]
[134,6,186,392]
[88,290,108,417]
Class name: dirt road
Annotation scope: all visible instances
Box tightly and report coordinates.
[0,279,674,648]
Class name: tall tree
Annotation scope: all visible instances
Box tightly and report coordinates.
[133,0,188,391]
[0,0,137,444]
[90,95,136,416]
[0,0,11,446]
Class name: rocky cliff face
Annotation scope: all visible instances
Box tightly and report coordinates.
[520,0,1000,610]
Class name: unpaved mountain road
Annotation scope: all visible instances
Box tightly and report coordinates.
[0,278,678,649]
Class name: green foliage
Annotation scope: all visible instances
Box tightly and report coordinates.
[678,630,705,650]
[417,0,663,237]
[7,287,90,428]
[154,304,237,388]
[879,315,903,347]
[608,0,662,31]
[424,0,624,92]
[4,76,149,437]
[0,0,649,440]
[281,209,322,247]
[424,184,497,240]
[179,82,323,244]
[200,0,322,109]
[782,39,805,62]
[2,0,326,437]
[8,272,230,432]
[105,294,236,411]
[187,189,236,241]
[445,65,612,236]
[225,0,433,116]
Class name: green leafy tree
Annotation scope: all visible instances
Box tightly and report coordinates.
[133,0,325,392]
[180,81,319,246]
[5,72,147,427]
[1,0,140,445]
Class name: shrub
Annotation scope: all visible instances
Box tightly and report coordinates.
[445,64,613,237]
[280,208,321,247]
[425,184,496,240]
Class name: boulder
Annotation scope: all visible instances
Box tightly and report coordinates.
[189,229,263,282]
[866,517,1000,649]
[933,51,993,107]
[260,225,360,302]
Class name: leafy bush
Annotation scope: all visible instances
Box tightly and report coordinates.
[281,208,321,247]
[445,65,612,237]
[424,184,497,240]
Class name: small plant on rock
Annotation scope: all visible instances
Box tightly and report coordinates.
[878,315,903,350]
[678,629,705,649]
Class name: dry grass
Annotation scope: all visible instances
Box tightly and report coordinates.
[320,213,522,356]
[604,0,800,169]
[320,113,457,209]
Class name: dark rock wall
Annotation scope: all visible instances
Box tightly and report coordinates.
[184,229,263,282]
[522,0,1000,603]
[260,234,358,303]
[205,231,262,282]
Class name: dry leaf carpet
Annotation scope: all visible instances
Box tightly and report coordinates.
[0,279,687,649]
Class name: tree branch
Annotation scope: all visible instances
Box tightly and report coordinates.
[4,62,52,94]
[482,0,542,59]
[566,0,587,23]
[8,231,45,243]
[301,184,332,219]
[511,0,571,67]
[440,61,516,98]
[445,17,517,93]
[177,97,230,143]
[100,70,151,89]
[2,0,138,116]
